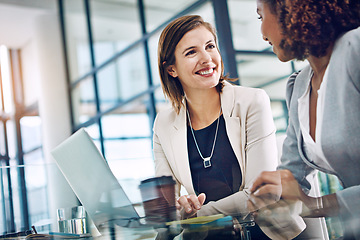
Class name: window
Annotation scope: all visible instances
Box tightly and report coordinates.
[0,47,48,234]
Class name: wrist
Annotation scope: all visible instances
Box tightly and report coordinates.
[300,196,323,218]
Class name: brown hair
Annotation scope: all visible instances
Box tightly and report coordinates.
[260,0,360,60]
[158,15,231,114]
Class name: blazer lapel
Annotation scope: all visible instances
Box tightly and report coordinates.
[221,82,245,176]
[171,107,195,193]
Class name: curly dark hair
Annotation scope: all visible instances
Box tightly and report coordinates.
[261,0,360,60]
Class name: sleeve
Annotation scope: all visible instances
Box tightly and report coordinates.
[347,27,360,91]
[153,116,182,198]
[335,27,360,234]
[336,186,360,235]
[197,89,278,216]
[277,72,315,194]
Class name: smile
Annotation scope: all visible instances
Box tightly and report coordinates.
[197,68,214,76]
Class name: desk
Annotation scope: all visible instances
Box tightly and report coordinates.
[12,215,252,240]
[91,215,251,240]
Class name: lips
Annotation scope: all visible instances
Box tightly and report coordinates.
[196,68,215,76]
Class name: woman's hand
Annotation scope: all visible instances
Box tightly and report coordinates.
[251,169,307,199]
[247,169,313,214]
[247,169,311,212]
[247,169,340,222]
[176,193,206,218]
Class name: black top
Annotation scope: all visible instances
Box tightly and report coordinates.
[187,114,271,240]
[187,114,241,204]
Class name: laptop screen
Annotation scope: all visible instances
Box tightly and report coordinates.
[51,128,140,229]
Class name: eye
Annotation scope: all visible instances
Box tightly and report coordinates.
[185,49,196,56]
[257,15,263,21]
[206,43,216,50]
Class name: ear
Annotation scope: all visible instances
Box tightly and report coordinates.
[167,65,178,78]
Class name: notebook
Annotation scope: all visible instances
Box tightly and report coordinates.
[51,128,141,230]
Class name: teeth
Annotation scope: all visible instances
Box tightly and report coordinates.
[199,68,214,75]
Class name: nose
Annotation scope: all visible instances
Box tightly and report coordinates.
[263,35,268,41]
[199,50,212,64]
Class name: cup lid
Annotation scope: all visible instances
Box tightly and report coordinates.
[139,176,175,188]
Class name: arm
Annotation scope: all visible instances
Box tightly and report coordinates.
[277,70,315,193]
[153,116,182,199]
[249,169,340,218]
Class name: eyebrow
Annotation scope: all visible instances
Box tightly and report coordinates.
[182,39,215,55]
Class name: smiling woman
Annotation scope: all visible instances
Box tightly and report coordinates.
[151,15,302,239]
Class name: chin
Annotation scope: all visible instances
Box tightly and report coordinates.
[277,57,289,62]
[276,53,292,62]
[274,48,292,62]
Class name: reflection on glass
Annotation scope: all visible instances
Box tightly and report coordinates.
[97,45,148,112]
[90,0,142,66]
[0,166,7,234]
[10,159,21,232]
[24,149,49,228]
[71,76,97,125]
[63,0,91,82]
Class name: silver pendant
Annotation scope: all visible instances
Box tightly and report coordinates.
[203,157,211,168]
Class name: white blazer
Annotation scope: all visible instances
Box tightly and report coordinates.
[153,81,278,216]
[153,81,306,239]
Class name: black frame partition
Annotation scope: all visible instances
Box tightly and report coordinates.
[58,0,234,156]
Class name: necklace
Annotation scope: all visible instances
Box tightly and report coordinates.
[186,106,221,168]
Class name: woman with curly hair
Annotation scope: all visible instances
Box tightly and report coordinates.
[250,0,360,239]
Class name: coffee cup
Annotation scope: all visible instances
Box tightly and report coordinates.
[139,176,176,224]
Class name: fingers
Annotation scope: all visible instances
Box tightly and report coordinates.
[250,170,281,193]
[250,169,305,202]
[253,183,281,200]
[198,193,206,205]
[177,193,205,214]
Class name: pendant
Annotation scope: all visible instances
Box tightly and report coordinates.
[203,157,212,168]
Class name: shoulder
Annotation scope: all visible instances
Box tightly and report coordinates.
[285,66,311,105]
[153,106,177,130]
[338,26,360,46]
[333,27,360,58]
[224,81,269,104]
[332,27,360,86]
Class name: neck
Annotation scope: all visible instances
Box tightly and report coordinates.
[307,45,333,88]
[186,89,221,130]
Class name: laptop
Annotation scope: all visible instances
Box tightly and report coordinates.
[51,128,142,230]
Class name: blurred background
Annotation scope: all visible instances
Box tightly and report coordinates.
[0,0,342,238]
